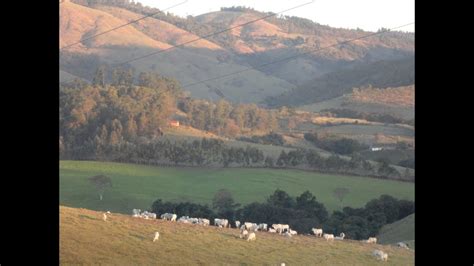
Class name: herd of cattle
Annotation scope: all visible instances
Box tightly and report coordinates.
[101,209,411,262]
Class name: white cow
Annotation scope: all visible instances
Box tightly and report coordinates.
[153,232,160,242]
[268,228,277,233]
[199,218,210,226]
[178,216,190,223]
[397,242,409,249]
[247,232,256,242]
[372,250,388,261]
[214,218,229,228]
[272,224,289,234]
[289,229,297,235]
[235,221,241,228]
[240,229,249,239]
[258,223,268,231]
[244,222,255,230]
[323,234,334,241]
[335,232,345,240]
[161,213,177,221]
[366,237,377,244]
[250,224,259,232]
[312,228,323,237]
[132,209,141,217]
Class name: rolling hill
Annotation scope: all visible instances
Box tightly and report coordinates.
[265,57,414,107]
[60,160,414,214]
[60,206,415,265]
[377,213,415,249]
[60,1,414,104]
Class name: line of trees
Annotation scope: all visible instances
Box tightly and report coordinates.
[150,189,414,240]
[304,132,369,155]
[319,108,410,125]
[61,135,404,179]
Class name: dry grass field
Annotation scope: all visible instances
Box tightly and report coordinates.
[60,206,415,265]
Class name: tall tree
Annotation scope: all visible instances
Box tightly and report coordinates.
[88,175,113,201]
[92,66,106,87]
[267,189,295,208]
[212,189,240,219]
[333,187,350,209]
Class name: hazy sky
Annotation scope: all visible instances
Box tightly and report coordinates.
[136,0,414,32]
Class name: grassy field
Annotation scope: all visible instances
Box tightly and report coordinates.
[60,160,414,215]
[60,206,415,265]
[377,214,415,249]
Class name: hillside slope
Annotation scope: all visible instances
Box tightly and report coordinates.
[377,213,415,249]
[265,57,414,107]
[60,2,414,104]
[60,206,414,265]
[59,2,294,103]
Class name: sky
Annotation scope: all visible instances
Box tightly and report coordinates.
[136,0,414,32]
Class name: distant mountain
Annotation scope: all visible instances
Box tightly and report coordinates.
[61,0,414,104]
[265,57,414,107]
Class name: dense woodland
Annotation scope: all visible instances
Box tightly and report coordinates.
[60,68,411,180]
[151,189,414,240]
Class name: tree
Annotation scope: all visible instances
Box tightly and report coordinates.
[88,175,112,201]
[267,189,295,208]
[92,66,106,87]
[296,191,328,222]
[333,187,350,209]
[212,189,240,218]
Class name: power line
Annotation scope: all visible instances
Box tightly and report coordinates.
[114,0,315,66]
[60,0,188,51]
[180,22,414,89]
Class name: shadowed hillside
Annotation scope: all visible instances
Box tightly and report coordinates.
[265,57,414,107]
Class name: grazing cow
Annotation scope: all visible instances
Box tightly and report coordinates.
[312,228,323,237]
[249,224,259,232]
[240,224,246,231]
[103,213,107,221]
[258,223,268,231]
[372,250,388,261]
[240,229,249,239]
[132,209,141,217]
[289,229,297,235]
[272,224,289,234]
[247,232,256,242]
[161,213,177,221]
[366,237,377,244]
[153,232,160,242]
[244,222,255,230]
[178,216,190,223]
[235,221,241,228]
[323,234,334,241]
[214,218,229,228]
[335,232,345,240]
[268,228,277,233]
[199,218,210,226]
[397,242,409,249]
